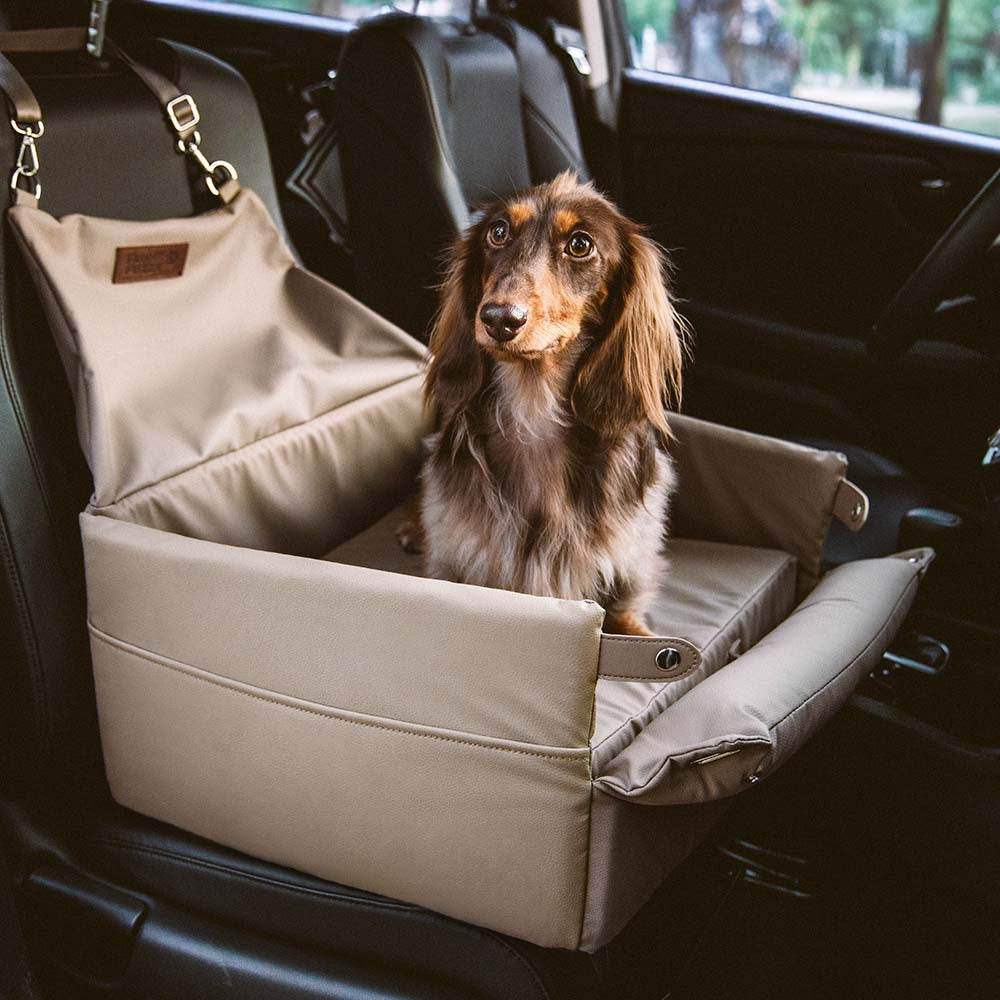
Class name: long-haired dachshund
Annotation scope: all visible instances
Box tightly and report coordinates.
[399,173,687,636]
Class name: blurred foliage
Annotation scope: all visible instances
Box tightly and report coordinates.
[627,0,1000,100]
[624,0,679,40]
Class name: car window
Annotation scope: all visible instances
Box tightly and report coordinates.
[212,0,471,22]
[622,0,1000,139]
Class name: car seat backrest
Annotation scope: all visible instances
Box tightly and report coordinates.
[337,12,588,339]
[0,39,286,790]
[479,16,589,182]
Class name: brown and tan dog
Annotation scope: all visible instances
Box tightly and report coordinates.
[400,173,687,635]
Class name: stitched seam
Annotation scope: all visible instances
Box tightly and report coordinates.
[7,217,102,518]
[575,785,595,952]
[342,33,463,187]
[767,571,920,744]
[89,625,588,763]
[93,836,552,997]
[524,101,581,167]
[599,667,696,682]
[0,238,56,525]
[592,554,794,754]
[595,735,771,800]
[93,837,419,910]
[92,372,423,512]
[0,501,49,742]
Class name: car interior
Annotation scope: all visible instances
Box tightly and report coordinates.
[0,1,998,998]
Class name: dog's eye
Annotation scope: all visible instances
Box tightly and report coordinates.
[487,220,509,247]
[565,232,594,258]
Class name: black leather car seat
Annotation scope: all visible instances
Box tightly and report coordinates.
[337,12,588,339]
[335,12,939,564]
[792,437,935,564]
[0,34,718,1000]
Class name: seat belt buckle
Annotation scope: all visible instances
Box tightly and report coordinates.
[548,22,592,76]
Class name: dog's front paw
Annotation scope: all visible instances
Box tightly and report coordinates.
[396,519,425,555]
[604,611,654,637]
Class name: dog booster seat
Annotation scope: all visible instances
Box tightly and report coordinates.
[6,66,930,948]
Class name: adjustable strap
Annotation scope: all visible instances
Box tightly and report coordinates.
[833,478,870,532]
[598,633,702,682]
[0,27,238,204]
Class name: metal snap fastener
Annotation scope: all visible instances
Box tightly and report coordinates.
[655,647,681,671]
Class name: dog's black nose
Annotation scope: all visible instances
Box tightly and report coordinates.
[480,302,527,342]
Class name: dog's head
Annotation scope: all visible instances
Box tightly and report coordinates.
[426,172,686,435]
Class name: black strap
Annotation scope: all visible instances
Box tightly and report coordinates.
[0,29,199,139]
[0,28,238,205]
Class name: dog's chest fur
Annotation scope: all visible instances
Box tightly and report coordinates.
[422,364,673,604]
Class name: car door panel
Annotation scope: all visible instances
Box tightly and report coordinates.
[619,69,1000,493]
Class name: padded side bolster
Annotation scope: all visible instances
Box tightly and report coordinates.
[669,413,849,596]
[82,513,603,949]
[593,549,933,805]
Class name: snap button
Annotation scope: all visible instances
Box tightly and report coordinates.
[655,647,681,671]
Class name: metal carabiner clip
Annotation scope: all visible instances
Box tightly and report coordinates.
[14,132,40,178]
[179,132,238,198]
[9,120,44,203]
[10,166,41,202]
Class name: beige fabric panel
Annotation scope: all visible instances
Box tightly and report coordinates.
[594,549,933,805]
[669,413,848,595]
[327,510,796,693]
[89,624,593,950]
[83,514,605,749]
[96,375,427,557]
[9,188,427,508]
[592,540,797,771]
[579,788,731,952]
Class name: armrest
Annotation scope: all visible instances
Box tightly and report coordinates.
[669,414,865,596]
[593,548,933,806]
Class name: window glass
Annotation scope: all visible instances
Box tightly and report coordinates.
[623,0,1000,139]
[214,1,471,22]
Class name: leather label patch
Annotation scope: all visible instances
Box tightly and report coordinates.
[113,243,189,284]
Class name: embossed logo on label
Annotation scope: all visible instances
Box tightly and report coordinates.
[113,243,189,284]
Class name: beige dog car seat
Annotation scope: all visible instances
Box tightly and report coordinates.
[6,46,931,953]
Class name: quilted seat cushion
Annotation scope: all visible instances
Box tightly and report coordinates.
[325,507,798,770]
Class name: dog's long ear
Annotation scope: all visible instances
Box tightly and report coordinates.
[425,227,486,412]
[571,226,686,437]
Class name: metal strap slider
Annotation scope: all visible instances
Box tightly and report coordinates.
[166,94,201,135]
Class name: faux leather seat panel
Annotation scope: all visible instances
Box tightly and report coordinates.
[593,539,797,770]
[338,14,532,337]
[84,806,582,1000]
[337,12,588,339]
[480,16,589,182]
